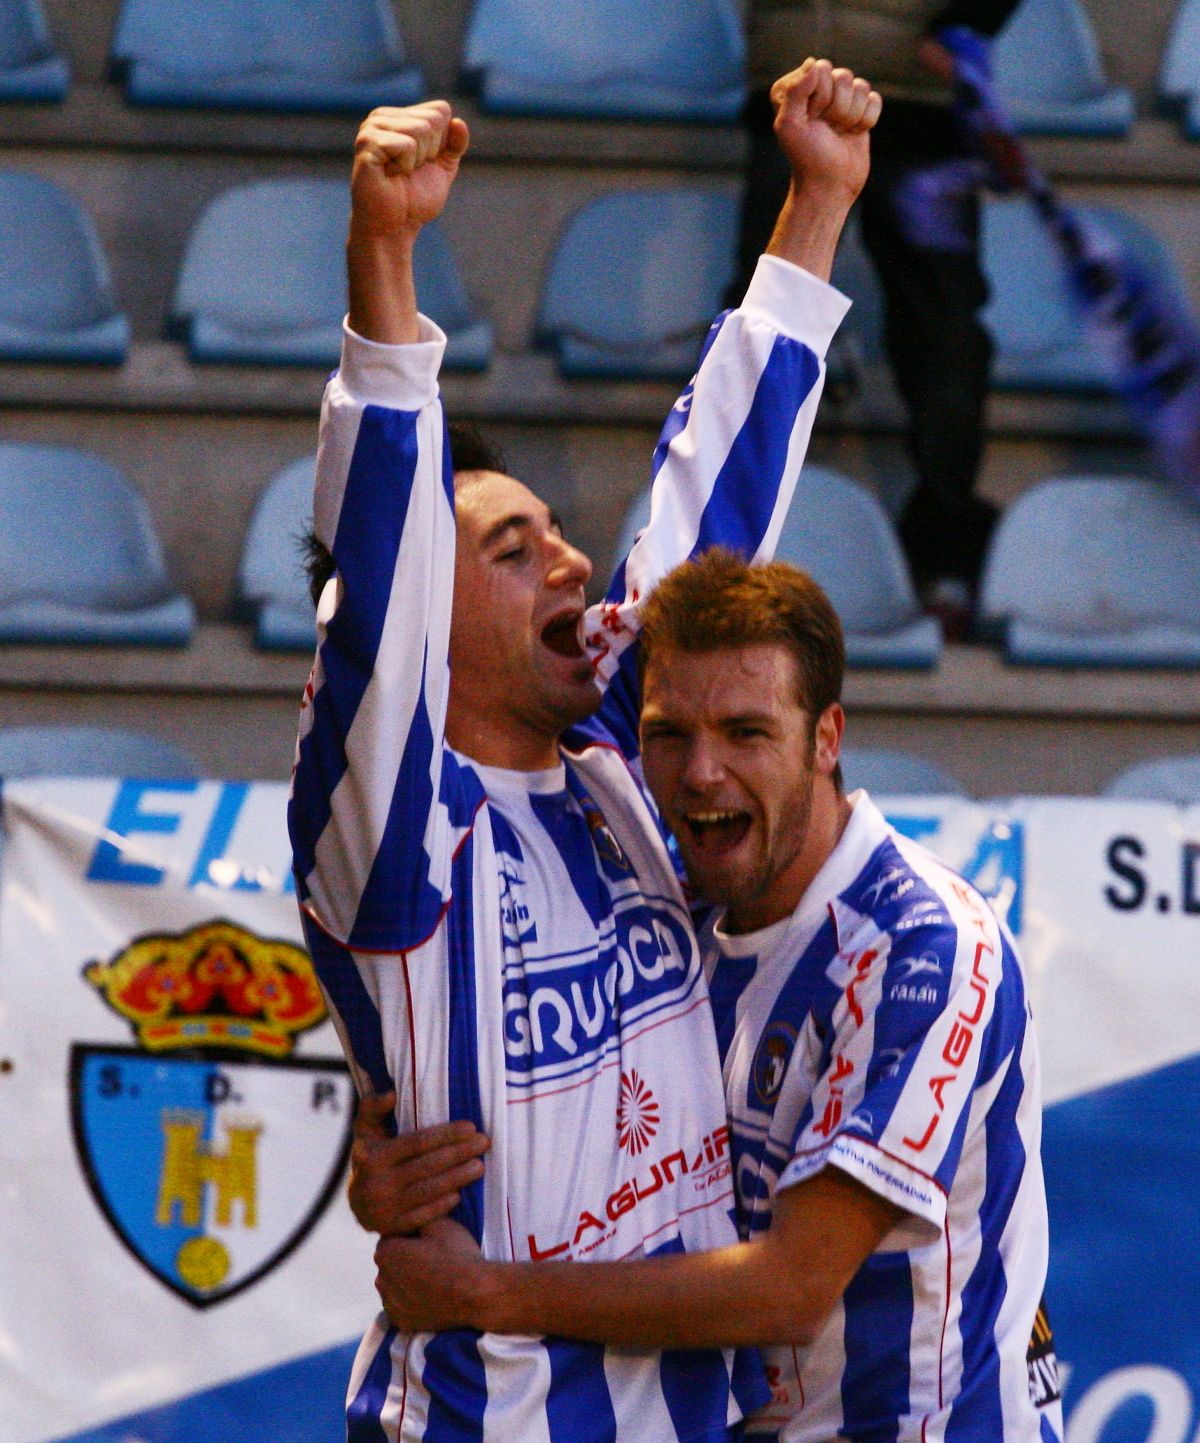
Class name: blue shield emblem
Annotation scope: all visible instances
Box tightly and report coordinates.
[71,1044,353,1308]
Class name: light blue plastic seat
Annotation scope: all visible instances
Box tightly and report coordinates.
[615,465,941,669]
[0,443,194,645]
[0,172,128,364]
[840,747,965,797]
[110,0,422,112]
[238,456,318,652]
[992,0,1134,135]
[0,0,68,100]
[538,189,737,379]
[1105,756,1200,805]
[172,180,491,370]
[980,197,1186,393]
[463,0,744,121]
[979,475,1200,667]
[0,725,199,779]
[1159,0,1200,140]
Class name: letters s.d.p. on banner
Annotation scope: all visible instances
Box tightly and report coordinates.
[1,781,1199,1443]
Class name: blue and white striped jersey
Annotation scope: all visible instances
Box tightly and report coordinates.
[703,792,1064,1443]
[288,257,850,1443]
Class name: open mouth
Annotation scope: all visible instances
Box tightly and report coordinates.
[541,611,585,659]
[682,810,752,855]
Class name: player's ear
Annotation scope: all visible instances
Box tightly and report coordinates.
[813,703,844,779]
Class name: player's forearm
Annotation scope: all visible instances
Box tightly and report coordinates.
[347,228,421,345]
[765,182,856,283]
[470,1236,819,1349]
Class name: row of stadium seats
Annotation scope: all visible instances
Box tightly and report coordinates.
[3,439,1198,669]
[2,723,1197,804]
[2,169,1189,400]
[4,0,1198,139]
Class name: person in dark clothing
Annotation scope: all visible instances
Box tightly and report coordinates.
[731,1,1022,634]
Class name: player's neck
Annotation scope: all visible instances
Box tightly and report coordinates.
[445,707,561,772]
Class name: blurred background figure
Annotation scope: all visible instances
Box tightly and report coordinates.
[729,0,1021,637]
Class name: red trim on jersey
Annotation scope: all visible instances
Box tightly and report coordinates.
[616,1186,737,1258]
[400,949,419,1129]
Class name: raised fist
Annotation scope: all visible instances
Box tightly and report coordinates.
[350,100,470,240]
[772,59,882,207]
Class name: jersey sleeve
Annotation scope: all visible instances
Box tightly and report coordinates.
[776,896,1008,1240]
[583,255,851,759]
[288,317,466,953]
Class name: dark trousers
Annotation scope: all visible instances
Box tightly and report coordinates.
[730,91,998,590]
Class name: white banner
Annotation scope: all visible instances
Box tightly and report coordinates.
[0,779,374,1443]
[1,781,1198,1443]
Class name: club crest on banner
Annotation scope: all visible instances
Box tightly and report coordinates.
[70,919,353,1309]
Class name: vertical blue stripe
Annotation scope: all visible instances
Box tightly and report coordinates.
[660,1342,736,1441]
[529,786,607,927]
[290,403,423,886]
[421,1331,488,1443]
[648,312,730,482]
[731,1343,772,1416]
[302,919,395,1102]
[445,835,485,1243]
[945,1044,1027,1441]
[545,1338,617,1443]
[350,639,450,951]
[347,1327,399,1443]
[840,1252,913,1441]
[708,951,758,1067]
[694,337,820,559]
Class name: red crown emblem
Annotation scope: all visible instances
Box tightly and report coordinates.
[83,920,326,1058]
[616,1069,660,1156]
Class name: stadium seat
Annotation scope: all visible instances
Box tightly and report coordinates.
[537,189,738,379]
[1105,755,1200,805]
[992,0,1134,136]
[237,456,318,652]
[0,443,194,645]
[1159,0,1200,140]
[0,725,199,779]
[978,475,1200,666]
[110,0,423,112]
[980,197,1187,393]
[0,0,68,101]
[171,180,491,370]
[615,465,941,669]
[840,747,965,797]
[0,172,129,364]
[462,0,744,121]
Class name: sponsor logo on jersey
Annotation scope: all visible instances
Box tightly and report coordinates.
[616,1069,660,1156]
[71,920,352,1308]
[752,1020,798,1107]
[503,902,699,1076]
[528,1123,730,1260]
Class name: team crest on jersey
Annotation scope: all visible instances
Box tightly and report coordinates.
[71,920,353,1309]
[577,791,632,875]
[616,1069,660,1155]
[752,1020,798,1106]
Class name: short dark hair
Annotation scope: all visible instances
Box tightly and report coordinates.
[303,419,507,607]
[639,547,845,778]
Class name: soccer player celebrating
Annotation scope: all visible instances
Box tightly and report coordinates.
[366,552,1063,1442]
[288,63,880,1443]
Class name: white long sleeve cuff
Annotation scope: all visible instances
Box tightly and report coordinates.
[740,254,852,358]
[336,314,448,409]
